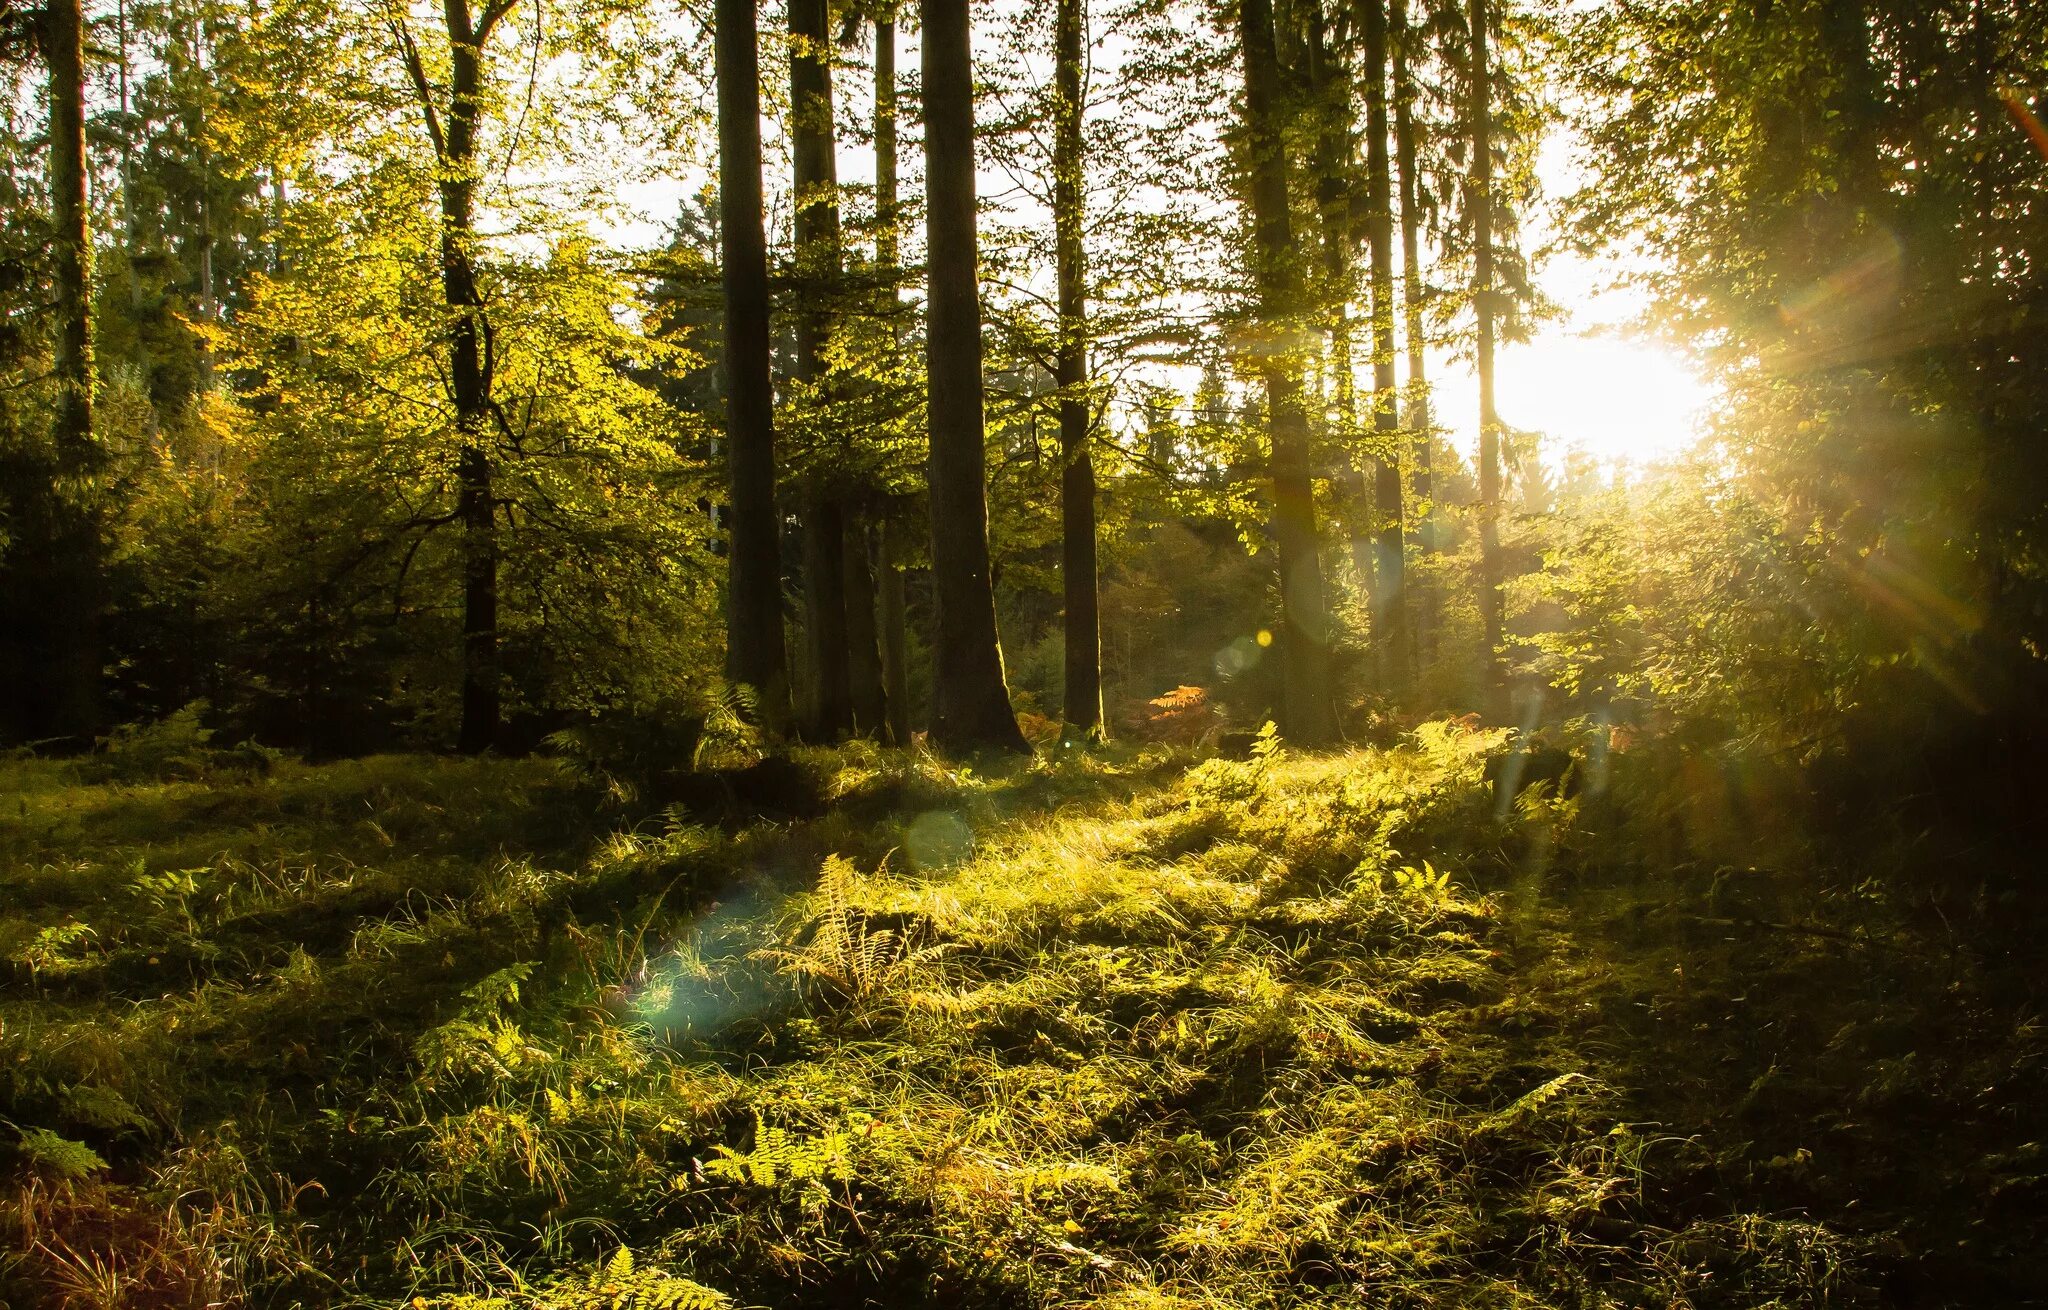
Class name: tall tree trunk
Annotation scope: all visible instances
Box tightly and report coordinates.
[844,516,888,735]
[880,513,913,745]
[874,14,912,746]
[1363,0,1408,691]
[717,0,793,733]
[1240,0,1339,746]
[875,15,901,274]
[790,0,854,740]
[441,0,502,754]
[1393,0,1435,662]
[1055,0,1102,737]
[1468,0,1506,716]
[1306,3,1375,608]
[921,0,1029,754]
[39,0,100,742]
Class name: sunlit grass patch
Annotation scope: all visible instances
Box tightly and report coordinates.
[1,728,1881,1308]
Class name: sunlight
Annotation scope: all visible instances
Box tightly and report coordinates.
[1499,331,1715,467]
[1432,328,1716,473]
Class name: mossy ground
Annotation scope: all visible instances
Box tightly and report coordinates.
[1,726,2041,1307]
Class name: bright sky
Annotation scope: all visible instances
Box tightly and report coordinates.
[1429,135,1716,473]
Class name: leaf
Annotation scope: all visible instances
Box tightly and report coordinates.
[17,1127,110,1179]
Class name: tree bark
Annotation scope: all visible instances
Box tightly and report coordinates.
[1363,0,1409,691]
[37,0,100,742]
[875,15,912,746]
[880,514,913,745]
[875,16,901,273]
[921,0,1029,754]
[716,0,794,734]
[1469,0,1506,716]
[1306,3,1375,617]
[1055,0,1102,738]
[790,0,854,741]
[435,0,506,755]
[1240,0,1339,746]
[1393,0,1435,662]
[844,516,888,736]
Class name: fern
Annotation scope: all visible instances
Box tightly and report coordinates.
[551,1247,729,1310]
[754,855,913,1001]
[1389,862,1454,903]
[692,682,760,769]
[16,1127,110,1179]
[701,1111,854,1188]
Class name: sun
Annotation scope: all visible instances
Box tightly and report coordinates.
[1499,330,1715,468]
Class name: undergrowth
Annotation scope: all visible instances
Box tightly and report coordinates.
[4,724,2014,1307]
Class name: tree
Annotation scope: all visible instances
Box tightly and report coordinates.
[1392,0,1435,660]
[1237,0,1338,745]
[1362,0,1409,689]
[716,0,793,733]
[1054,0,1102,737]
[1303,0,1374,630]
[0,0,101,746]
[921,0,1029,754]
[788,0,855,741]
[391,0,520,752]
[1467,0,1505,717]
[872,9,913,746]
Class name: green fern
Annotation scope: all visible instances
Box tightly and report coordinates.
[692,682,760,769]
[1389,861,1454,902]
[552,1247,728,1310]
[755,855,912,1001]
[16,1127,110,1179]
[701,1111,854,1188]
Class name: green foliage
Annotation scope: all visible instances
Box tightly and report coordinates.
[432,1248,729,1310]
[14,1128,109,1181]
[12,730,2034,1308]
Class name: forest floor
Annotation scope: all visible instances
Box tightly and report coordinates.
[1,721,2043,1308]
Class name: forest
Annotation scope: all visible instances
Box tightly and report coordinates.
[1,0,2046,1303]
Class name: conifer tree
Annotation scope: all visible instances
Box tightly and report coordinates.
[1362,0,1409,688]
[922,0,1029,754]
[789,0,854,741]
[872,9,913,746]
[1238,0,1338,745]
[1055,0,1103,738]
[1393,0,1436,659]
[1468,0,1506,715]
[716,0,794,733]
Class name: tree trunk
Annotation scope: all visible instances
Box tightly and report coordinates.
[1393,0,1435,662]
[1469,0,1506,717]
[1306,3,1375,613]
[880,514,913,745]
[876,16,901,273]
[35,0,100,743]
[844,516,888,736]
[921,0,1030,754]
[716,0,794,733]
[875,15,912,746]
[442,0,500,754]
[1240,0,1339,746]
[1363,0,1409,691]
[1055,0,1102,738]
[790,0,854,741]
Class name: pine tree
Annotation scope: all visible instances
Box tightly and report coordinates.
[921,0,1029,755]
[716,0,794,733]
[1238,0,1338,745]
[1468,0,1506,717]
[1055,0,1102,738]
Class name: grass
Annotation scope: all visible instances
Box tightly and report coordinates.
[1,721,2040,1307]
